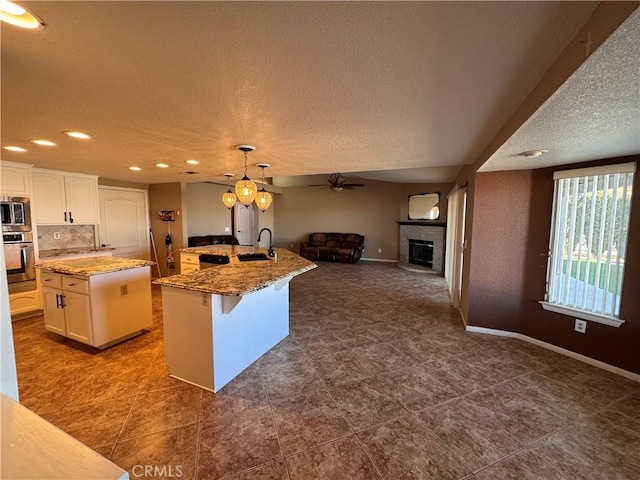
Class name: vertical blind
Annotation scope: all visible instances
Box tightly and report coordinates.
[547,164,635,318]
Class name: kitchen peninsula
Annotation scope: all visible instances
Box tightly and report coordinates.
[35,256,154,348]
[154,246,316,392]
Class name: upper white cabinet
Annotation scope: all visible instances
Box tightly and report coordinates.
[0,161,32,196]
[32,169,99,225]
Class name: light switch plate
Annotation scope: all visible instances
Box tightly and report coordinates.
[224,226,230,232]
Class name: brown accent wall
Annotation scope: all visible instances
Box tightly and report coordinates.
[149,183,187,277]
[468,156,640,374]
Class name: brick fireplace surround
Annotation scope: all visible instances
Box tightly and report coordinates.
[398,222,445,274]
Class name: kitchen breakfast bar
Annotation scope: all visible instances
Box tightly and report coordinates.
[154,246,316,392]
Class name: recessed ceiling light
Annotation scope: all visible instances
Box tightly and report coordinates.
[2,145,27,152]
[186,159,200,165]
[0,0,45,30]
[156,163,169,168]
[30,139,56,146]
[129,166,142,171]
[63,131,91,139]
[519,149,549,158]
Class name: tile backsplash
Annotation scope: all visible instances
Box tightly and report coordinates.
[38,225,96,251]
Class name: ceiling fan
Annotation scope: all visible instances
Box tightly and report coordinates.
[308,173,365,192]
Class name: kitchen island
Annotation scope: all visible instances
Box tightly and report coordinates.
[154,246,316,392]
[35,256,154,348]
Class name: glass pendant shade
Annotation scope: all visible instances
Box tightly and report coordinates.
[255,188,272,211]
[222,189,237,209]
[235,175,257,205]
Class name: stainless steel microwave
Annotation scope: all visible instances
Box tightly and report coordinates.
[1,196,31,232]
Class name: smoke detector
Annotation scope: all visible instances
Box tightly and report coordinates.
[519,149,548,158]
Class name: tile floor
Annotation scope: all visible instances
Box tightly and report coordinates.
[12,262,640,479]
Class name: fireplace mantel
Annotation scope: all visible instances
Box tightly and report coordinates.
[397,221,446,227]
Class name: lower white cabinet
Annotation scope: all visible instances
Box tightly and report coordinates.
[42,275,92,344]
[180,253,200,274]
[39,267,152,348]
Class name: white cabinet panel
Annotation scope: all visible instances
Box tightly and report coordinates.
[32,169,99,225]
[0,163,32,196]
[64,175,99,224]
[42,286,66,335]
[63,291,92,345]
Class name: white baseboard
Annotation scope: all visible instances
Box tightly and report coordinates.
[465,325,640,383]
[360,258,398,263]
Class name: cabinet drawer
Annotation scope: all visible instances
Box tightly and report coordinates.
[40,272,62,289]
[181,253,200,265]
[62,277,89,295]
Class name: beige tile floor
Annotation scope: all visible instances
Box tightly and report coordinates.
[12,262,640,479]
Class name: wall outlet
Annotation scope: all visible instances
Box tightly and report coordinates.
[377,248,382,253]
[120,284,128,296]
[53,232,60,239]
[290,243,294,248]
[574,319,587,334]
[224,226,230,232]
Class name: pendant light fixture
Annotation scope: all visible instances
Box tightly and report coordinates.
[234,145,258,206]
[221,173,237,209]
[255,163,273,212]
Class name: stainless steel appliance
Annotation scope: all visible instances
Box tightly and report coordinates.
[1,196,31,232]
[3,231,36,293]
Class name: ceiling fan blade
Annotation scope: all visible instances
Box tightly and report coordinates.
[341,183,365,187]
[308,184,330,187]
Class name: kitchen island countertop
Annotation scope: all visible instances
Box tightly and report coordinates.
[35,256,155,276]
[154,246,316,296]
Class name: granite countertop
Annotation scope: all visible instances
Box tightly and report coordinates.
[35,257,155,276]
[39,247,116,258]
[154,246,317,296]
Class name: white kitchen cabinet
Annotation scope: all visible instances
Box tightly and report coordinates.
[39,266,152,348]
[41,273,92,345]
[32,169,99,225]
[0,161,32,196]
[180,253,200,274]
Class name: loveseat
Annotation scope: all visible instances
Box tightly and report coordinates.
[300,233,365,263]
[188,235,240,247]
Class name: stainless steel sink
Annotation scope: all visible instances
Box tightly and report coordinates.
[236,253,269,262]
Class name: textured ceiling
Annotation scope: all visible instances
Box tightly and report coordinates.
[0,1,606,185]
[480,8,640,173]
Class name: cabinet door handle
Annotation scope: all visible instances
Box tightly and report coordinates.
[55,293,61,308]
[59,294,66,308]
[64,211,68,222]
[69,211,74,223]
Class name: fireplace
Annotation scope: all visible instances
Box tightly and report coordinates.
[408,239,433,268]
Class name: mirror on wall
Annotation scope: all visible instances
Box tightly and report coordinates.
[408,192,440,220]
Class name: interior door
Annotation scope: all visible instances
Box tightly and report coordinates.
[98,187,150,259]
[445,188,467,310]
[235,203,255,246]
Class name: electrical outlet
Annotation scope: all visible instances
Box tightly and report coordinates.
[574,319,587,334]
[290,243,294,248]
[377,248,382,253]
[53,232,60,239]
[224,226,230,232]
[120,284,128,296]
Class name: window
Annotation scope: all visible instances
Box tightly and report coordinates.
[541,162,635,327]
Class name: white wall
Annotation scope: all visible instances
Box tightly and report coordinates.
[1,249,19,401]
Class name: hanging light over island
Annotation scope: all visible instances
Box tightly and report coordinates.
[221,145,273,212]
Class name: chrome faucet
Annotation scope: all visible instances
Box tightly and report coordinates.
[257,228,275,257]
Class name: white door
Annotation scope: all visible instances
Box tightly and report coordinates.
[445,188,467,310]
[235,203,255,245]
[98,187,150,259]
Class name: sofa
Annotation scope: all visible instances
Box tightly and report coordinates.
[300,233,365,263]
[188,235,240,247]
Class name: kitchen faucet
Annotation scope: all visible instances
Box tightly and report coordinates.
[257,228,275,257]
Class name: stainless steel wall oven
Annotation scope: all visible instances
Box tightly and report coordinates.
[2,196,36,293]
